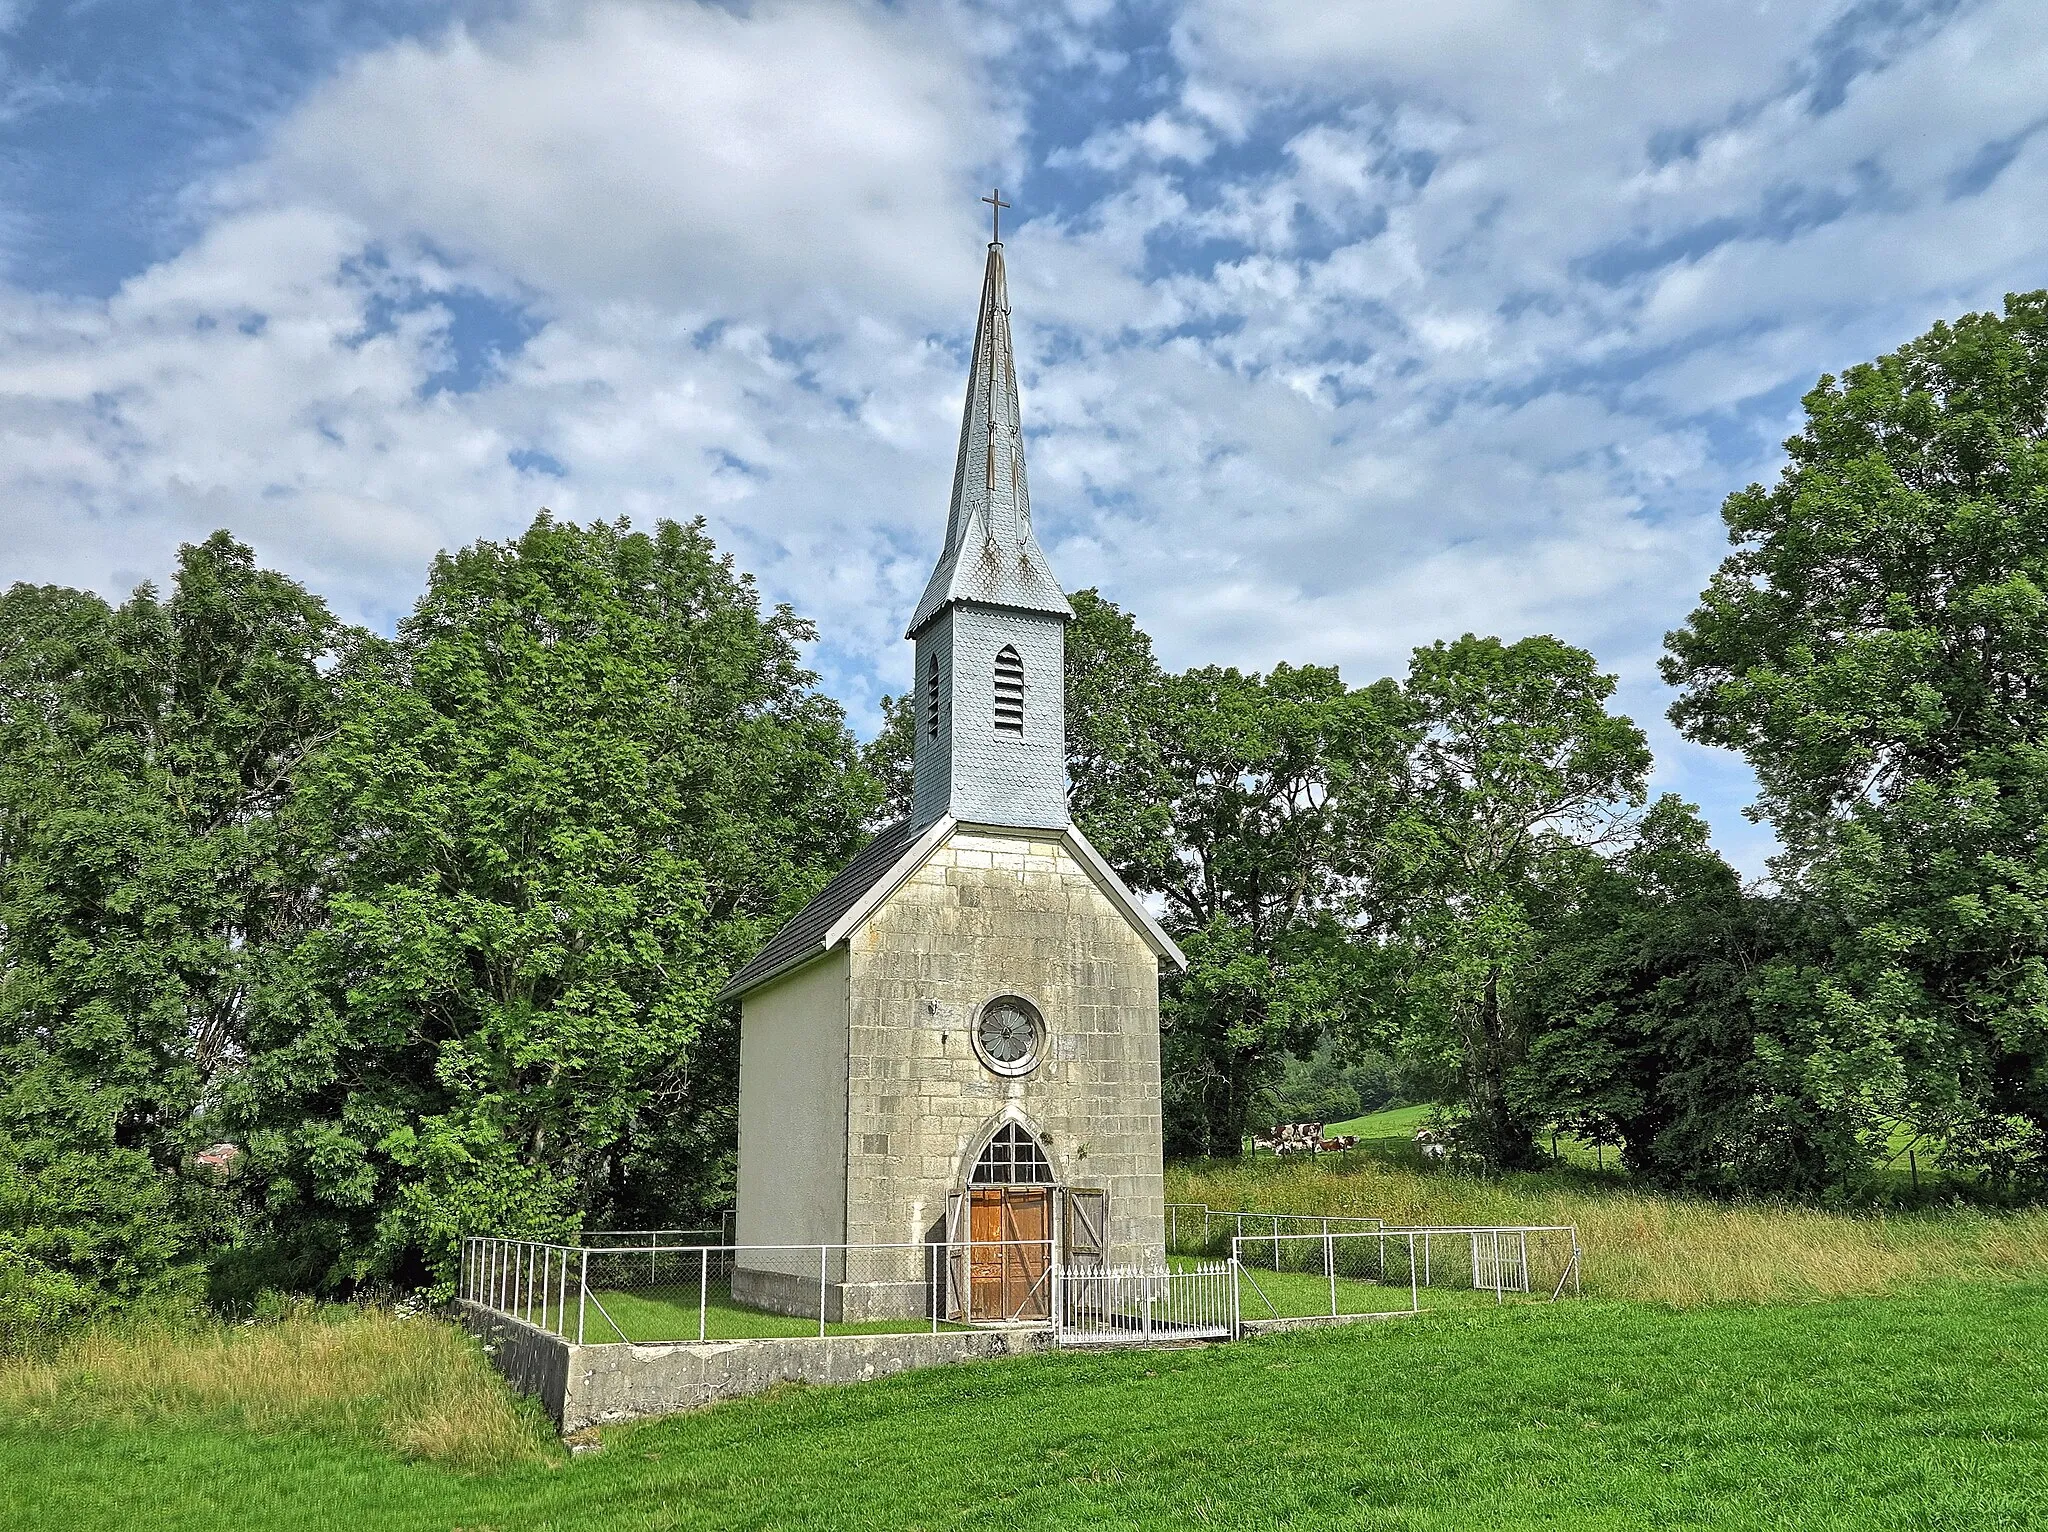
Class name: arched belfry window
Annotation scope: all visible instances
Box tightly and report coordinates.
[970,1121,1054,1185]
[993,646,1025,734]
[926,652,941,740]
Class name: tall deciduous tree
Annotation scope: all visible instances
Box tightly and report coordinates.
[1506,797,1808,1191]
[1383,634,1651,1167]
[1664,290,2048,1182]
[0,537,354,1317]
[233,515,879,1289]
[1148,663,1412,1157]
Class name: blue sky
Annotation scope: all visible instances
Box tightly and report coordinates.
[4,0,2046,877]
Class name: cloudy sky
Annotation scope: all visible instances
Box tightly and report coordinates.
[3,0,2045,873]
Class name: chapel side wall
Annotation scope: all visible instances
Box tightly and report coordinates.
[842,829,1166,1268]
[736,950,850,1263]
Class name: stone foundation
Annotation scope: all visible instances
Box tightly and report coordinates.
[459,1301,1050,1432]
[729,1267,938,1322]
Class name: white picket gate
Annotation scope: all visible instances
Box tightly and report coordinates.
[1055,1262,1236,1345]
[1471,1228,1531,1294]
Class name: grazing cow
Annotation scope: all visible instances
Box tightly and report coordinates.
[1274,1121,1324,1155]
[1414,1127,1449,1162]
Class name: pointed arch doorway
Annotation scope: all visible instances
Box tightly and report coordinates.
[950,1122,1056,1321]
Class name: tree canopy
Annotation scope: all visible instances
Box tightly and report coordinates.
[14,291,2048,1328]
[1665,290,2048,1185]
[230,515,879,1290]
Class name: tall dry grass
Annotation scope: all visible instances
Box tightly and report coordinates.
[1167,1157,2048,1307]
[0,1306,555,1472]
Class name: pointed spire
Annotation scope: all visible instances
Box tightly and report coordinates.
[906,236,1072,638]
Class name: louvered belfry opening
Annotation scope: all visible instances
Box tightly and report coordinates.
[993,645,1025,733]
[926,652,941,740]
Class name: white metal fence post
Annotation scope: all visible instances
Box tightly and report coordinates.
[557,1247,569,1336]
[1408,1232,1418,1313]
[1325,1224,1336,1317]
[577,1248,588,1345]
[699,1247,709,1342]
[819,1244,828,1338]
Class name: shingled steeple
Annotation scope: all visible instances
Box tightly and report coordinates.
[907,239,1072,638]
[908,212,1072,832]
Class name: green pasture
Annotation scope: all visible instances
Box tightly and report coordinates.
[8,1283,2048,1529]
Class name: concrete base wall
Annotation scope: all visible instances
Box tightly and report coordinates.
[462,1304,573,1427]
[730,1266,938,1322]
[459,1301,1051,1433]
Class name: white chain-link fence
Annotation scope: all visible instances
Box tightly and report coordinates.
[1228,1224,1582,1323]
[461,1234,1058,1343]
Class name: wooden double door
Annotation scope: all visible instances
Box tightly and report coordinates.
[966,1187,1052,1321]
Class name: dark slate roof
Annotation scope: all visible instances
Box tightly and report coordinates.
[718,817,920,1001]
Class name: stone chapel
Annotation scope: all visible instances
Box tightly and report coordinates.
[720,222,1185,1324]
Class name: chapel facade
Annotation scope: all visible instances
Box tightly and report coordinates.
[720,226,1184,1323]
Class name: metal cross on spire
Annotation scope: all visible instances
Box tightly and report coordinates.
[981,186,1011,245]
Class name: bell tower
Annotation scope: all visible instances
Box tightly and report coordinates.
[724,195,1182,1318]
[906,222,1073,831]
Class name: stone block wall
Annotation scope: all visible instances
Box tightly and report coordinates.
[842,826,1166,1267]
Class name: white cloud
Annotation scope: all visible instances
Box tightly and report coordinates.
[253,0,1013,321]
[4,0,2048,879]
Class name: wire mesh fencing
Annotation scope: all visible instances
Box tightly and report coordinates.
[460,1235,1059,1344]
[1226,1225,1581,1323]
[1166,1203,1385,1259]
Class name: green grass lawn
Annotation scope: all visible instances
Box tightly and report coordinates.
[1313,1104,1624,1171]
[1322,1101,1435,1141]
[9,1282,2048,1529]
[582,1282,962,1343]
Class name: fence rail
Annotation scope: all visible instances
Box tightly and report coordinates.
[1166,1203,1384,1257]
[461,1235,1058,1344]
[464,1218,1582,1350]
[1226,1224,1581,1324]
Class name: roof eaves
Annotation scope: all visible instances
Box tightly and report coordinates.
[1058,824,1188,970]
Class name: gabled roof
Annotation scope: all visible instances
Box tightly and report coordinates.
[718,816,1186,1002]
[716,817,921,1001]
[906,242,1072,638]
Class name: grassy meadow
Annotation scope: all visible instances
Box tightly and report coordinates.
[1178,1111,2048,1308]
[11,1150,2048,1528]
[6,1283,2048,1529]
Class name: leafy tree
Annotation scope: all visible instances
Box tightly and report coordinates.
[1062,590,1179,888]
[1664,290,2048,1184]
[1148,664,1412,1157]
[861,693,916,826]
[0,538,354,1313]
[1253,1041,1408,1135]
[1506,797,1824,1191]
[1381,635,1652,1167]
[233,515,879,1289]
